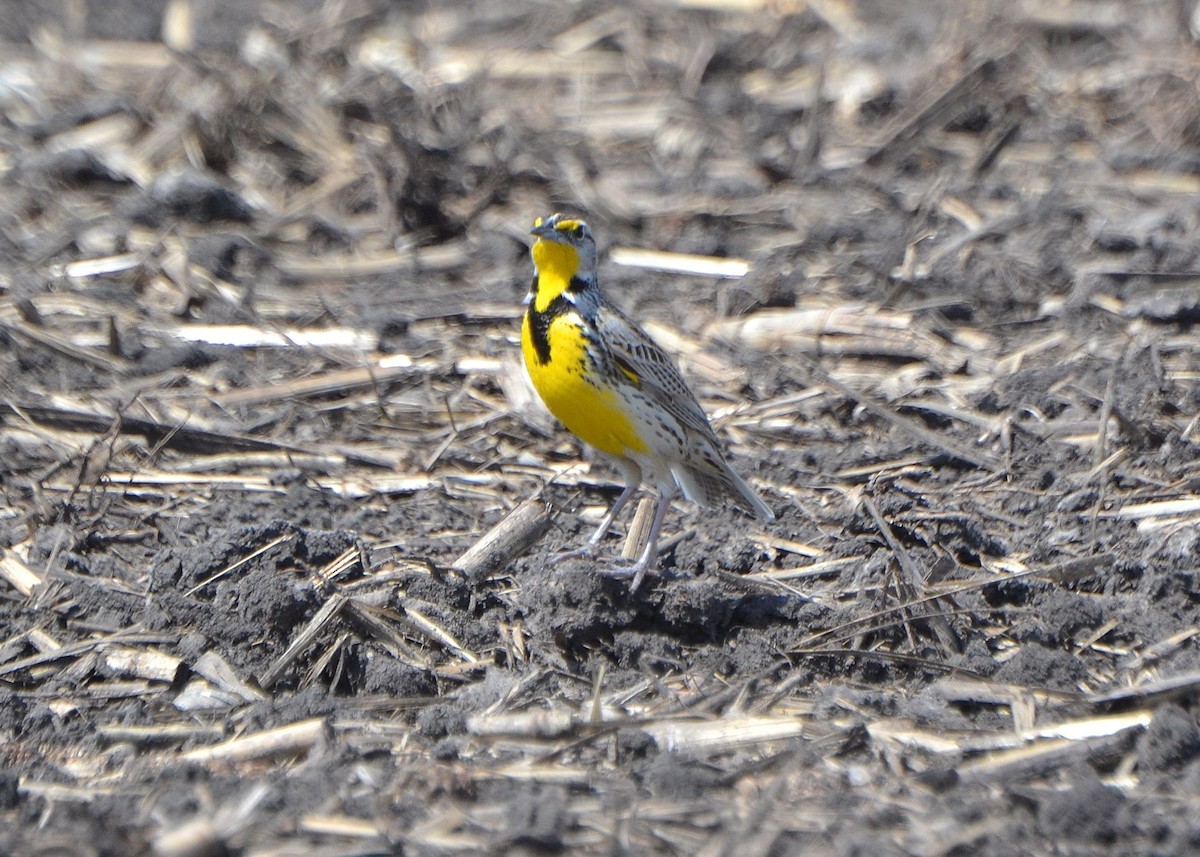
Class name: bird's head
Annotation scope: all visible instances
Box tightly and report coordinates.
[530,213,598,286]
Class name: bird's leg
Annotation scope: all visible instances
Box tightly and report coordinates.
[555,459,643,562]
[554,481,638,562]
[602,482,675,593]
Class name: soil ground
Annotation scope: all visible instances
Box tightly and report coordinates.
[4,1,1200,855]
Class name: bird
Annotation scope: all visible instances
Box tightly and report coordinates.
[520,212,774,591]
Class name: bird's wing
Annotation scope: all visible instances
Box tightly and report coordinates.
[596,302,774,519]
[594,301,720,443]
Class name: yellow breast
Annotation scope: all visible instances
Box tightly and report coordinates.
[521,310,648,459]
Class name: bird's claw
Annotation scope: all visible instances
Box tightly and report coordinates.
[597,561,657,593]
[552,543,601,563]
[549,548,657,593]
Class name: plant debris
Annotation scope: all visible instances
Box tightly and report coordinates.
[3,1,1200,854]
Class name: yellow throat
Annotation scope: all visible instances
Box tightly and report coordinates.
[530,235,582,311]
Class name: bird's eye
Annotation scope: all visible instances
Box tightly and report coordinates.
[572,225,584,238]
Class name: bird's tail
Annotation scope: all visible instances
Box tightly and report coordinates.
[672,451,774,521]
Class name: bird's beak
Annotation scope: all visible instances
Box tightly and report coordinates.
[530,221,555,239]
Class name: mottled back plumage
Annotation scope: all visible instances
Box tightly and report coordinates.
[590,298,773,518]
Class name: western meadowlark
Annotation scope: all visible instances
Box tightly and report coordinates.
[521,212,774,591]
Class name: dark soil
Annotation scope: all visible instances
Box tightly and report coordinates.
[3,1,1200,855]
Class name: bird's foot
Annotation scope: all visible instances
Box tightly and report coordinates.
[552,543,601,564]
[596,559,658,593]
[550,548,658,593]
